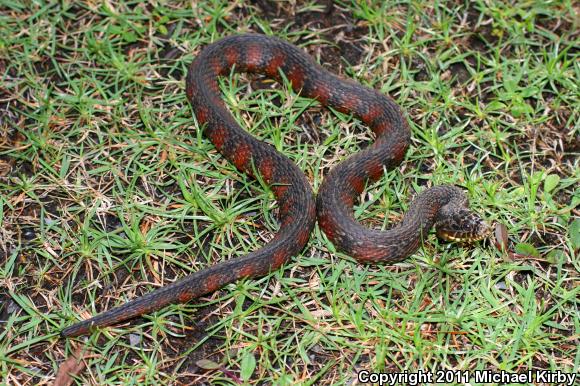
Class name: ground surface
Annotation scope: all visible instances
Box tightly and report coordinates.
[0,1,578,385]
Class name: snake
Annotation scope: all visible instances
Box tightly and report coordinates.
[61,34,488,338]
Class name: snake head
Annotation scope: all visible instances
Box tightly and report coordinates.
[435,206,490,243]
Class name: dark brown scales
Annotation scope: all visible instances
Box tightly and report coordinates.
[61,34,487,337]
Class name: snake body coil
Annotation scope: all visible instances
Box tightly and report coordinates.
[61,35,487,337]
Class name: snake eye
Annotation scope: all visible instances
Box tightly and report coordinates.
[435,208,490,243]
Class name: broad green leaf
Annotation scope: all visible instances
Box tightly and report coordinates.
[546,249,565,264]
[196,359,220,370]
[240,352,256,381]
[543,174,560,193]
[570,219,580,250]
[515,243,540,258]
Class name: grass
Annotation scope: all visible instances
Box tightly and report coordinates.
[0,0,578,384]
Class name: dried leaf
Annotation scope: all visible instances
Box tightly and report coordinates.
[54,348,87,386]
[494,223,509,252]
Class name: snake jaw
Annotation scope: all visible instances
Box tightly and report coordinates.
[435,207,490,243]
[436,226,490,243]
